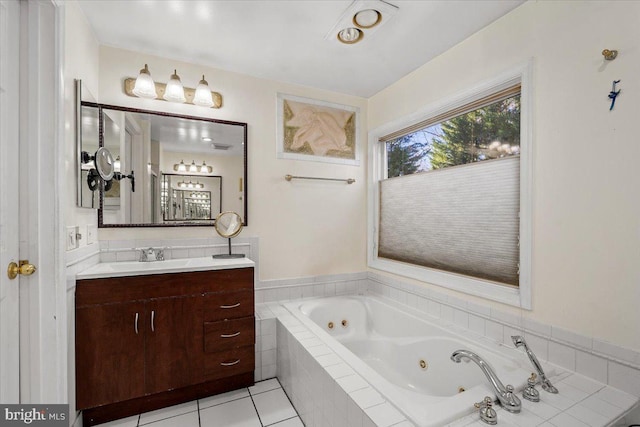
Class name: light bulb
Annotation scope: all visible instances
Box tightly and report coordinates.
[189,160,198,173]
[175,160,187,172]
[163,69,186,103]
[132,64,157,99]
[193,75,214,107]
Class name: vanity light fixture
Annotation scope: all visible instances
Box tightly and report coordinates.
[124,66,223,108]
[193,75,214,107]
[163,69,186,103]
[177,180,204,190]
[131,64,157,99]
[173,160,213,174]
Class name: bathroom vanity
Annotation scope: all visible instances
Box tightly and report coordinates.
[75,258,255,426]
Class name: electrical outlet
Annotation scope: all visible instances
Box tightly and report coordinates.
[66,226,78,251]
[87,224,97,245]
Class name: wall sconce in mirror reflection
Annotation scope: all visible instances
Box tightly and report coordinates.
[125,64,223,108]
[173,159,213,174]
[80,148,135,193]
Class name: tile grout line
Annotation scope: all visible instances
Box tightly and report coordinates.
[248,388,265,427]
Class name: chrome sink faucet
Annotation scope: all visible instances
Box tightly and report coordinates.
[511,336,558,393]
[139,247,164,262]
[451,349,521,413]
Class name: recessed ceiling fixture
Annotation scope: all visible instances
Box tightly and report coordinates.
[337,28,363,44]
[353,9,381,29]
[202,136,213,142]
[326,0,398,46]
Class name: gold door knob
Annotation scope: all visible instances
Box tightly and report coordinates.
[7,260,37,280]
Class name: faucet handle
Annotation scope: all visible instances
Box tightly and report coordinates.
[523,373,540,402]
[474,397,497,425]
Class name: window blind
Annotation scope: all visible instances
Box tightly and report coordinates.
[378,84,521,143]
[378,156,520,286]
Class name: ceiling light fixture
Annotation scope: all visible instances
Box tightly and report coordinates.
[326,0,398,46]
[337,28,363,44]
[193,75,214,107]
[163,69,186,103]
[202,136,213,142]
[124,66,223,108]
[131,64,157,99]
[353,9,382,29]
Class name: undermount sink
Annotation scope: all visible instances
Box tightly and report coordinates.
[106,258,191,271]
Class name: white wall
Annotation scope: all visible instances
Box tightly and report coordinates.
[96,46,368,280]
[368,1,640,352]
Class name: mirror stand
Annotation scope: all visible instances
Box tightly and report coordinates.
[212,211,245,259]
[213,238,245,259]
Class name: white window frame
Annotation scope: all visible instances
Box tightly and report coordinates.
[367,61,533,309]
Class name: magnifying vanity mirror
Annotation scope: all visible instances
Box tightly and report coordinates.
[212,211,245,259]
[75,80,248,227]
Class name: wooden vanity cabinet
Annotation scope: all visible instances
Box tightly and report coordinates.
[75,267,254,426]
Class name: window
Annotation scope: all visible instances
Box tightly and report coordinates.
[368,64,532,308]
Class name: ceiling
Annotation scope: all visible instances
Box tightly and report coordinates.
[78,0,525,98]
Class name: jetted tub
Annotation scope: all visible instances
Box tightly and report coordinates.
[284,295,539,426]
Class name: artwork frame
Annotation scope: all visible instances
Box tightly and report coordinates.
[276,93,360,166]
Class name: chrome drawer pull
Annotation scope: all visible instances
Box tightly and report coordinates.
[220,303,240,309]
[151,310,155,332]
[220,332,241,338]
[135,312,139,335]
[220,359,240,366]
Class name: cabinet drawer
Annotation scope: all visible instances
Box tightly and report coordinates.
[203,290,254,321]
[204,317,254,353]
[203,345,254,381]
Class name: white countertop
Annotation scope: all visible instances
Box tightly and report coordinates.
[76,256,255,280]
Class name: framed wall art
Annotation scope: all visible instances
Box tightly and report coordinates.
[276,93,360,166]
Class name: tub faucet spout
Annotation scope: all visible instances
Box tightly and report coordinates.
[451,349,521,413]
[511,336,558,393]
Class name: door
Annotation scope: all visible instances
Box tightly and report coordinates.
[145,296,202,394]
[75,301,146,409]
[0,0,21,403]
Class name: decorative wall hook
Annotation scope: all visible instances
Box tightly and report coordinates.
[602,49,618,60]
[608,80,621,111]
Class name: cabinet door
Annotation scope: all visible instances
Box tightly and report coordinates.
[145,295,203,394]
[76,301,146,409]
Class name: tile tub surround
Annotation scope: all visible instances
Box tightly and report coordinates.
[366,271,640,398]
[274,300,639,427]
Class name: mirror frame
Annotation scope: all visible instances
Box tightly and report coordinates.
[80,101,248,228]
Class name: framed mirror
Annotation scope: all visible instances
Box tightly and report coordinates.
[78,99,248,227]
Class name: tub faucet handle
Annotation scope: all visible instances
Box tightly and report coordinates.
[523,373,540,402]
[474,396,497,425]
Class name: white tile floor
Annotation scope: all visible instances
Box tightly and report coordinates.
[99,379,303,427]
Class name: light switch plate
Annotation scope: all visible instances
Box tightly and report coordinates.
[87,224,97,245]
[66,226,78,251]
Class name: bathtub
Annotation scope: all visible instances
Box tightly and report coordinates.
[284,295,538,426]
